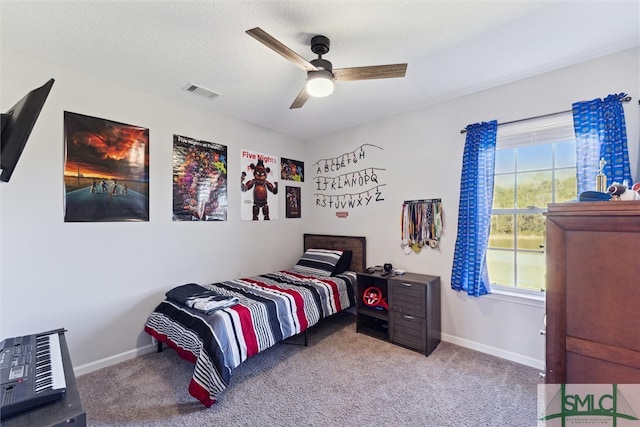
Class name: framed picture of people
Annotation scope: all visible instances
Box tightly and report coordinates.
[63,112,149,222]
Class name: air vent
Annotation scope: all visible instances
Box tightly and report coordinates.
[3,385,15,404]
[182,83,220,100]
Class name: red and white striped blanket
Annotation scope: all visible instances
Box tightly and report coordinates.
[144,270,356,406]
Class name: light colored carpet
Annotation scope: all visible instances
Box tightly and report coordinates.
[77,312,541,426]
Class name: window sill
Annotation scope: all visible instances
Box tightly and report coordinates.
[486,288,545,308]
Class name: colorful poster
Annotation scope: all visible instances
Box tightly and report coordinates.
[285,186,301,218]
[240,149,279,220]
[172,134,227,221]
[281,157,304,182]
[64,111,149,222]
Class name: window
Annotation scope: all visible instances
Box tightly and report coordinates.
[487,114,577,294]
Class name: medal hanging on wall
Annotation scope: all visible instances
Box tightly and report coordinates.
[401,198,443,254]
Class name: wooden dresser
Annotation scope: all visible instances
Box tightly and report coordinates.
[544,201,640,383]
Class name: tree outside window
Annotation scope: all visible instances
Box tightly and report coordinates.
[488,130,577,293]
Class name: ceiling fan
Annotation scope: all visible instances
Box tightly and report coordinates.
[246,27,408,109]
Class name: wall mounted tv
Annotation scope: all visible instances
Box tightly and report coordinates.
[0,78,55,183]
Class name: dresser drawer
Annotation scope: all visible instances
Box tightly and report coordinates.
[390,280,425,317]
[390,311,426,353]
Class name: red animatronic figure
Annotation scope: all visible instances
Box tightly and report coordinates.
[241,159,278,220]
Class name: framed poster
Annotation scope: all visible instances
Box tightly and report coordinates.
[172,134,227,221]
[63,112,149,222]
[281,157,304,182]
[240,149,279,220]
[285,186,301,218]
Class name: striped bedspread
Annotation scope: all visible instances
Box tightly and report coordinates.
[144,270,356,406]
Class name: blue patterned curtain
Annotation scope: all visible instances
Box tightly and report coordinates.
[572,93,632,193]
[451,121,497,297]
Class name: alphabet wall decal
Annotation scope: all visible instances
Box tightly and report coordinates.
[313,144,386,210]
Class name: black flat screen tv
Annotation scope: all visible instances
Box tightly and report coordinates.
[0,78,55,182]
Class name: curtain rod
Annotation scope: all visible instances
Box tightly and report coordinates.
[460,95,632,134]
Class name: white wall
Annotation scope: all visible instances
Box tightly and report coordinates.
[0,48,306,371]
[304,48,640,369]
[1,46,637,375]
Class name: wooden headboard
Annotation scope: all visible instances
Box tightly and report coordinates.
[303,234,367,273]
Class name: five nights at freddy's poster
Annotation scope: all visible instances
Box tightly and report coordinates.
[63,112,149,222]
[172,134,228,221]
[240,149,279,220]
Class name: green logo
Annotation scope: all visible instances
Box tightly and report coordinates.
[540,384,639,426]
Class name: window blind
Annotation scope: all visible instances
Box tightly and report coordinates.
[496,112,575,148]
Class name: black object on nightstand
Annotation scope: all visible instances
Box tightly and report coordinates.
[356,271,441,356]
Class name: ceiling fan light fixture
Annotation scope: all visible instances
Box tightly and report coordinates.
[246,28,407,109]
[306,70,334,97]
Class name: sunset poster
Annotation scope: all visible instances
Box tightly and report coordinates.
[63,112,149,222]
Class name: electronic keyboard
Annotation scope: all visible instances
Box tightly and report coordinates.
[1,329,67,419]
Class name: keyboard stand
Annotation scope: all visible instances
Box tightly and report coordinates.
[1,331,86,427]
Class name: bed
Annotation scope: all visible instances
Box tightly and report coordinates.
[144,234,366,407]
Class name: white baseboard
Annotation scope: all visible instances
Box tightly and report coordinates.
[74,332,545,377]
[441,332,545,371]
[74,342,156,377]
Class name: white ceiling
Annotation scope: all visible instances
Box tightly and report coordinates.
[1,1,638,140]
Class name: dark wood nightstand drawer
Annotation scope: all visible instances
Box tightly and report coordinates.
[390,311,426,353]
[390,280,425,317]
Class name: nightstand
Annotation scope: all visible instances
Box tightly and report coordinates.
[356,271,441,356]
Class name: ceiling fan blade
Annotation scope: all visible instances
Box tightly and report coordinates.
[290,86,311,109]
[333,64,407,81]
[246,27,317,72]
